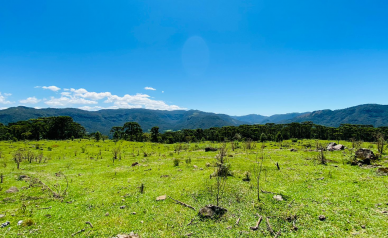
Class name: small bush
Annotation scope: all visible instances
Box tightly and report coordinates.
[242,171,251,181]
[291,138,298,143]
[185,157,191,165]
[173,158,180,167]
[23,219,34,226]
[47,147,52,151]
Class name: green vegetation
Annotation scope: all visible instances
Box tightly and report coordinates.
[3,104,388,137]
[1,139,388,237]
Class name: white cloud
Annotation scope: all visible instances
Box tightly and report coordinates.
[19,96,41,104]
[78,106,105,111]
[69,88,112,100]
[0,92,12,104]
[45,96,98,107]
[27,86,185,111]
[145,87,156,91]
[162,91,164,93]
[41,86,61,92]
[105,93,184,110]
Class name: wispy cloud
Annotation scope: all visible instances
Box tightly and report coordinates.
[0,92,12,104]
[19,97,41,104]
[36,85,61,92]
[144,87,156,91]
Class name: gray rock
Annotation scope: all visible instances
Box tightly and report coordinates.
[355,149,376,161]
[6,187,19,193]
[198,205,227,218]
[1,221,10,228]
[115,232,140,238]
[327,142,344,151]
[318,215,326,221]
[273,195,284,201]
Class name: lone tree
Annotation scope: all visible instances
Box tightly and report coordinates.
[150,126,160,142]
[123,122,143,141]
[94,131,102,142]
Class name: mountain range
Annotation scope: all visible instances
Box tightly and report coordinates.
[0,104,387,135]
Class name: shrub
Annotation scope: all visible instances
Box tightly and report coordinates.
[185,157,191,165]
[173,158,180,167]
[242,171,251,181]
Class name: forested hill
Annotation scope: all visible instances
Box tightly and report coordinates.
[1,104,388,135]
[0,107,245,135]
[281,104,388,127]
[232,112,309,124]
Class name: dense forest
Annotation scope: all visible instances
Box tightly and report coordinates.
[2,116,388,143]
[0,116,86,141]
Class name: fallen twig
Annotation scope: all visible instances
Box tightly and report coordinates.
[85,221,93,228]
[292,220,298,231]
[37,206,52,210]
[287,199,295,208]
[187,218,195,226]
[274,230,281,238]
[261,190,276,194]
[235,217,240,226]
[168,196,195,210]
[71,229,85,236]
[266,217,275,235]
[250,214,263,230]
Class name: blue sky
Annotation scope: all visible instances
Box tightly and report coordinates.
[1,0,388,116]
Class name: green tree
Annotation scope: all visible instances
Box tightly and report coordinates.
[150,126,160,142]
[95,131,102,142]
[123,122,143,141]
[260,133,267,142]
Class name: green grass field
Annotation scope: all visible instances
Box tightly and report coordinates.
[1,139,388,237]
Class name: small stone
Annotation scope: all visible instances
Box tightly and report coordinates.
[120,205,126,209]
[0,214,5,218]
[105,212,109,216]
[6,186,19,193]
[116,232,140,238]
[132,212,136,215]
[226,226,232,229]
[319,215,326,221]
[193,165,198,169]
[122,199,125,202]
[198,205,227,218]
[19,175,30,180]
[361,225,366,229]
[199,168,203,170]
[156,195,167,201]
[273,195,283,201]
[1,221,10,228]
[140,220,143,223]
[17,220,23,226]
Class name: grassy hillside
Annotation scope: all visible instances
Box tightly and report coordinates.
[1,139,388,237]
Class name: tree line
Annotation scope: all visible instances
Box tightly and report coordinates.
[0,116,86,141]
[1,117,388,143]
[110,121,388,143]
